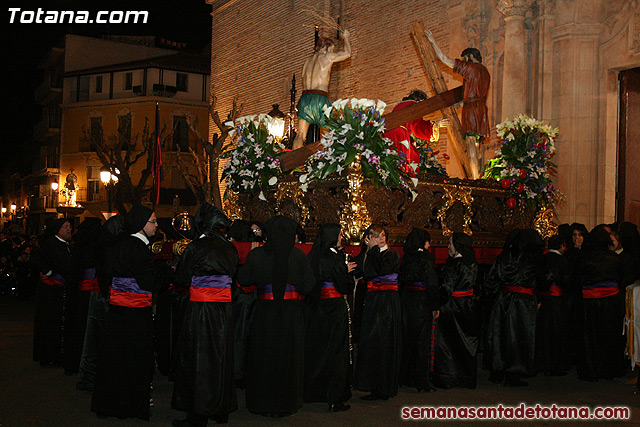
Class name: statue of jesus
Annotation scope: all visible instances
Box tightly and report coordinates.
[425,29,490,179]
[292,29,351,150]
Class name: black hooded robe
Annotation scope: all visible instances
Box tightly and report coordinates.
[398,229,440,391]
[65,218,102,375]
[353,245,402,398]
[32,219,74,366]
[304,227,353,405]
[171,233,239,419]
[237,217,314,415]
[91,206,169,420]
[433,256,479,389]
[534,250,572,374]
[484,234,540,379]
[77,215,122,391]
[577,230,626,381]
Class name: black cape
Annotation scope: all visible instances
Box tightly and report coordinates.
[353,246,401,398]
[31,233,74,366]
[484,245,539,377]
[91,234,168,420]
[576,238,625,380]
[172,231,239,418]
[237,236,314,414]
[433,257,479,389]
[535,251,572,373]
[398,246,439,390]
[304,245,353,404]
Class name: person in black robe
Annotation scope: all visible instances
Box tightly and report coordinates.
[484,229,543,386]
[172,202,238,426]
[564,222,588,365]
[535,234,572,376]
[227,219,258,388]
[617,222,640,282]
[91,204,170,420]
[398,228,439,392]
[610,229,639,287]
[32,218,74,367]
[227,219,253,243]
[576,227,626,381]
[238,215,314,417]
[77,215,123,391]
[354,224,401,401]
[432,232,479,389]
[64,217,102,376]
[304,223,356,412]
[350,226,374,345]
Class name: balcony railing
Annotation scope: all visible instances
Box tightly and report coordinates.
[31,156,60,174]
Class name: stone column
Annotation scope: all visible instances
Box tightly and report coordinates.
[497,0,534,120]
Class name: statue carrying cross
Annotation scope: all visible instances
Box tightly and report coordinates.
[424,29,491,179]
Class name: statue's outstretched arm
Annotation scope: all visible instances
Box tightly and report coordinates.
[425,29,454,69]
[328,29,352,63]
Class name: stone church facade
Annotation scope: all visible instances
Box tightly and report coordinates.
[207,0,640,228]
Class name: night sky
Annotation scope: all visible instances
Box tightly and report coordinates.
[1,0,212,171]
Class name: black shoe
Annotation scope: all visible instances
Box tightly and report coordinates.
[360,392,388,401]
[417,386,436,393]
[329,402,351,412]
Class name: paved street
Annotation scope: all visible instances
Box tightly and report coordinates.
[1,296,639,426]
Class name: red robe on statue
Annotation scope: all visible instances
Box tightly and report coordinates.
[383,100,435,177]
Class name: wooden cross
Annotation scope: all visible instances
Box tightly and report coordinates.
[279,20,471,176]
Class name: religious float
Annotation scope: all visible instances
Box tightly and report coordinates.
[213,20,562,250]
[218,102,561,249]
[153,20,562,261]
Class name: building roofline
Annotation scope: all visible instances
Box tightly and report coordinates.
[64,52,210,77]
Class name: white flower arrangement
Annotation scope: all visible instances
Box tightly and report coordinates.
[485,114,563,208]
[303,98,414,192]
[221,114,286,201]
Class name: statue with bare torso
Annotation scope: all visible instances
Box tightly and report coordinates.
[292,30,351,150]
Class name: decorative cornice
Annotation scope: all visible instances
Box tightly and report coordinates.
[550,22,603,41]
[497,0,535,18]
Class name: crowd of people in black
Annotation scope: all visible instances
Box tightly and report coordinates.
[23,202,640,425]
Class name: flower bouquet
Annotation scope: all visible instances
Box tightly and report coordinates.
[413,136,448,177]
[221,114,286,201]
[300,98,416,192]
[483,114,563,209]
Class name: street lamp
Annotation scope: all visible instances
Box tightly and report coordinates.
[267,104,286,140]
[100,167,118,214]
[51,180,58,191]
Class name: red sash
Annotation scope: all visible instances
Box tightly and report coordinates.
[79,279,98,292]
[502,285,534,295]
[320,282,343,299]
[540,284,564,297]
[110,290,153,307]
[367,282,398,291]
[452,289,474,297]
[40,273,65,287]
[582,282,619,299]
